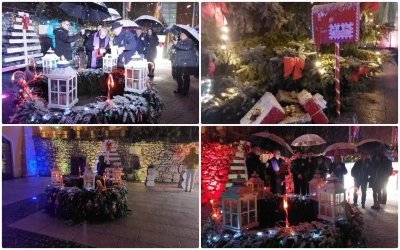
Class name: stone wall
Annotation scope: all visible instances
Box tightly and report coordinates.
[33,138,190,183]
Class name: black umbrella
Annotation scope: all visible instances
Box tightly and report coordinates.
[59,3,111,22]
[356,139,388,154]
[134,15,164,30]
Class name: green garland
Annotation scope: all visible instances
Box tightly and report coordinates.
[202,200,366,248]
[45,184,129,224]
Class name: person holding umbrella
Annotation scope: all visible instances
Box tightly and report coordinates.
[172,31,198,96]
[329,155,348,185]
[111,22,137,68]
[54,20,85,61]
[351,153,370,208]
[144,28,159,72]
[245,145,266,184]
[133,28,146,56]
[291,152,310,195]
[266,149,287,194]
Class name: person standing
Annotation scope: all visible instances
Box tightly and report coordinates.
[291,152,309,195]
[378,151,393,205]
[172,32,197,96]
[267,149,287,194]
[83,25,102,68]
[369,152,390,209]
[316,156,329,180]
[245,145,266,182]
[144,28,159,64]
[329,155,348,185]
[183,147,198,192]
[111,22,137,68]
[133,28,146,56]
[86,28,110,69]
[351,153,370,208]
[54,20,84,60]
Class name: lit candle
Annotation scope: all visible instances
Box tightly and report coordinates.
[107,74,115,102]
[283,194,289,228]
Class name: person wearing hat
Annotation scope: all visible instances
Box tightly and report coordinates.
[111,22,137,68]
[54,20,85,61]
[172,31,198,96]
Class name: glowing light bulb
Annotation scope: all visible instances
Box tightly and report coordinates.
[315,60,321,67]
[221,34,229,41]
[221,26,229,33]
[375,51,381,55]
[220,44,227,50]
[319,68,326,74]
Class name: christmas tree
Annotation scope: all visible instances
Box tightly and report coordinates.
[201,2,396,123]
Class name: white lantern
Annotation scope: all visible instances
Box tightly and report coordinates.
[246,172,264,199]
[42,48,59,75]
[308,170,326,201]
[318,174,346,222]
[124,52,148,94]
[50,165,63,185]
[222,177,258,231]
[84,166,96,190]
[112,166,124,185]
[47,59,78,109]
[102,54,117,73]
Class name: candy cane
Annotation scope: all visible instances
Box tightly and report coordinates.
[335,42,340,116]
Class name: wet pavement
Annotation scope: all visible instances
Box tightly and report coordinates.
[349,55,398,124]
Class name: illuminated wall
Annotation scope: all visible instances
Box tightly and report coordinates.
[33,138,194,183]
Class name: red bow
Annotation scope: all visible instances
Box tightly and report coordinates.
[284,56,305,81]
[361,2,380,12]
[202,2,229,27]
[21,16,30,30]
[351,66,369,82]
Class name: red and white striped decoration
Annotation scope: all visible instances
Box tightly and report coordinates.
[335,42,341,116]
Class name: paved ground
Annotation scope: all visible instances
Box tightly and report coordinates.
[3,177,199,248]
[349,52,398,124]
[153,59,199,124]
[1,58,199,124]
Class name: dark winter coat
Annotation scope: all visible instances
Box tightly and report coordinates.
[329,162,348,184]
[144,34,159,63]
[291,158,310,183]
[173,38,198,76]
[351,159,370,183]
[54,27,81,60]
[369,156,393,188]
[113,30,137,67]
[133,33,146,55]
[246,152,265,181]
[267,157,287,194]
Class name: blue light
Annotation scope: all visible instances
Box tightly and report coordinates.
[256,232,263,237]
[32,196,37,200]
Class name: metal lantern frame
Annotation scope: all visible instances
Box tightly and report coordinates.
[124,58,148,94]
[247,172,265,199]
[318,175,346,222]
[84,166,96,190]
[47,63,78,109]
[42,48,59,75]
[51,165,63,185]
[308,171,326,201]
[222,178,258,231]
[103,54,117,73]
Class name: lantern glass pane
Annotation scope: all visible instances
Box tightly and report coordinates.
[127,79,133,88]
[69,91,73,102]
[59,93,66,105]
[241,199,248,212]
[249,211,256,223]
[51,93,58,104]
[127,69,133,78]
[249,199,255,210]
[232,214,238,228]
[225,212,230,226]
[60,81,67,92]
[134,69,140,79]
[241,213,248,227]
[231,199,237,213]
[73,89,77,100]
[51,80,58,91]
[73,77,77,88]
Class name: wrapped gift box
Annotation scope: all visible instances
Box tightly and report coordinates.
[240,92,285,124]
[298,90,329,124]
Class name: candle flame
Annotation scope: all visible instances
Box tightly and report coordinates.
[283,198,288,210]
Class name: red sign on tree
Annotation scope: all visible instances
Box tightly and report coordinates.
[311,3,360,48]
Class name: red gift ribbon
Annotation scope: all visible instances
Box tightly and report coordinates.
[284,56,305,81]
[351,66,369,82]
